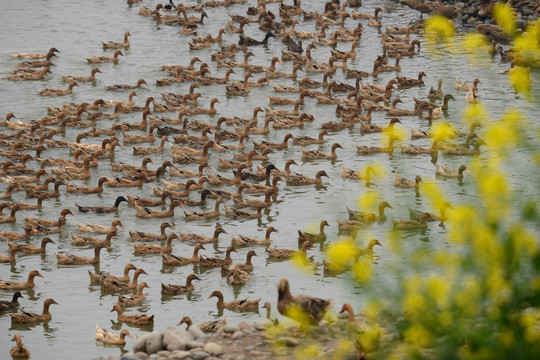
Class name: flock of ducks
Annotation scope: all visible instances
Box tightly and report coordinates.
[1,0,495,357]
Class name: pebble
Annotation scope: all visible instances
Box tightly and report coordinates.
[163,327,190,351]
[466,17,477,26]
[253,319,271,331]
[120,355,139,360]
[204,342,223,356]
[135,352,149,359]
[231,331,243,340]
[133,335,149,353]
[244,346,254,352]
[190,351,210,360]
[187,341,205,349]
[222,324,240,333]
[279,337,300,347]
[188,326,205,340]
[168,351,191,360]
[167,339,187,352]
[237,321,253,331]
[148,354,160,360]
[146,331,164,354]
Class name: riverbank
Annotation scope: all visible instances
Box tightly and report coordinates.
[400,0,539,28]
[96,318,366,360]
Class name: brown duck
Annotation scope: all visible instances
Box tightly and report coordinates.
[131,233,180,254]
[161,244,206,266]
[56,243,110,265]
[199,246,237,267]
[208,290,260,311]
[10,298,58,324]
[111,304,154,325]
[161,274,200,295]
[277,278,332,326]
[0,270,44,290]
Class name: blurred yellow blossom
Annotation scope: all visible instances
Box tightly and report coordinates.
[508,66,532,97]
[357,190,380,212]
[364,300,382,322]
[358,326,382,353]
[294,343,321,358]
[446,205,478,244]
[383,122,408,143]
[493,3,517,36]
[284,304,315,328]
[352,257,373,283]
[509,226,538,259]
[483,108,523,155]
[462,32,491,62]
[513,21,540,64]
[424,14,456,42]
[291,250,314,274]
[521,308,540,343]
[487,269,512,305]
[462,102,490,127]
[426,275,451,309]
[454,276,482,317]
[361,162,387,182]
[420,180,449,212]
[324,237,359,271]
[430,121,457,142]
[404,323,433,348]
[331,339,356,359]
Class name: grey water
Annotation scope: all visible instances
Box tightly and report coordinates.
[0,0,538,359]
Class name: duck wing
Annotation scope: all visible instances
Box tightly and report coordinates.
[293,295,332,323]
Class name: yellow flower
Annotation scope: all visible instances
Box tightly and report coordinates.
[426,275,451,309]
[294,343,321,358]
[324,237,359,270]
[383,122,408,143]
[462,103,490,127]
[493,3,517,36]
[358,326,382,353]
[331,339,356,359]
[420,180,449,213]
[508,66,532,97]
[404,323,433,348]
[424,14,456,42]
[352,257,373,283]
[364,300,382,321]
[284,304,314,327]
[484,108,523,155]
[486,269,512,306]
[446,205,477,244]
[357,190,380,212]
[509,226,538,258]
[403,275,426,319]
[430,121,456,143]
[291,251,314,275]
[513,23,540,64]
[454,276,481,317]
[462,32,492,63]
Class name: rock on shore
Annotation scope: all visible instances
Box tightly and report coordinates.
[400,0,538,29]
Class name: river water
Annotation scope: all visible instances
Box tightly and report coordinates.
[0,0,538,359]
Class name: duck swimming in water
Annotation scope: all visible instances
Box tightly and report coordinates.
[10,334,30,358]
[75,196,128,213]
[0,270,43,290]
[10,298,58,324]
[0,291,23,312]
[95,326,132,346]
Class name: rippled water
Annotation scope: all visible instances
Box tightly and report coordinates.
[1,0,539,359]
